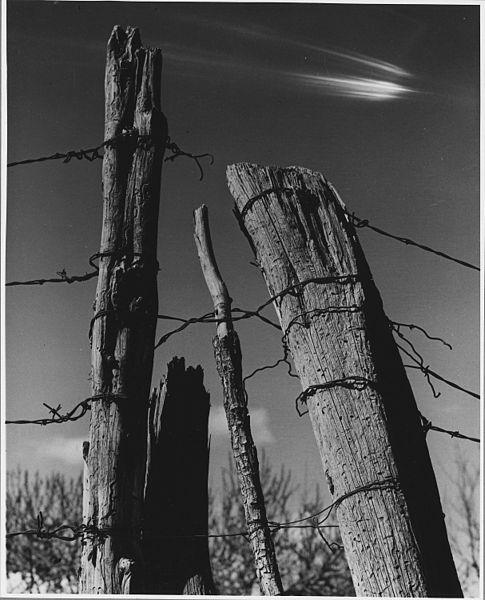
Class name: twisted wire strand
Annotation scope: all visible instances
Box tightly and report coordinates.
[6,269,98,287]
[391,320,453,350]
[164,136,214,181]
[347,212,479,272]
[419,412,479,443]
[294,377,377,417]
[236,185,479,271]
[395,336,479,400]
[6,263,479,439]
[154,275,358,349]
[5,393,128,426]
[8,132,214,179]
[7,477,397,550]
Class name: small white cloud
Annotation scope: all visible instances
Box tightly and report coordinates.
[42,435,86,465]
[209,406,274,444]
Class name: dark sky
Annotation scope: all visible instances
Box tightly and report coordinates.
[5,1,480,544]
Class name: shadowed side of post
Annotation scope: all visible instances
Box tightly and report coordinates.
[143,357,215,594]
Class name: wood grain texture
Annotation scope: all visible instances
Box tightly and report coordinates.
[79,26,167,594]
[194,205,283,596]
[226,164,462,598]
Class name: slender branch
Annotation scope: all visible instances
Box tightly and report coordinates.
[194,205,283,596]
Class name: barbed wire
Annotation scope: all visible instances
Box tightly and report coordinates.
[294,377,377,417]
[5,393,128,426]
[154,275,357,349]
[7,131,214,180]
[6,477,398,552]
[393,329,479,400]
[390,320,453,350]
[5,270,479,441]
[419,412,479,444]
[346,212,479,272]
[6,268,98,287]
[6,252,151,289]
[5,513,337,545]
[165,136,214,181]
[239,307,480,440]
[237,185,479,272]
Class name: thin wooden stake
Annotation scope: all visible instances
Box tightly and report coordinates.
[194,205,283,596]
[226,163,463,598]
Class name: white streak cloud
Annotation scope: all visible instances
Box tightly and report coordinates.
[296,74,415,100]
[164,42,416,101]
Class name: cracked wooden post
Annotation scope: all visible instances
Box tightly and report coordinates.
[194,205,283,596]
[79,26,167,594]
[143,357,216,594]
[226,164,463,598]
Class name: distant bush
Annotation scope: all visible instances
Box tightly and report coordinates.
[209,453,355,596]
[6,469,82,593]
[8,457,477,596]
[7,460,354,595]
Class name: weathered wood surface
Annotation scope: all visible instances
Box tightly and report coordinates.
[143,357,215,594]
[226,164,462,598]
[194,205,283,596]
[79,26,167,594]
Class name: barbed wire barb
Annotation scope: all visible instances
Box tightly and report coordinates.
[419,412,479,443]
[390,320,452,350]
[6,269,98,287]
[164,136,214,181]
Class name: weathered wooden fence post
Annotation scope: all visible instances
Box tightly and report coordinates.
[143,357,215,594]
[79,26,167,593]
[194,205,284,596]
[226,164,463,598]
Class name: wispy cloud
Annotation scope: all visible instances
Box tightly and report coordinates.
[207,20,411,79]
[209,405,274,445]
[166,45,415,101]
[165,14,415,100]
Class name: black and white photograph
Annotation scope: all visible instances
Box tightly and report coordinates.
[2,1,481,597]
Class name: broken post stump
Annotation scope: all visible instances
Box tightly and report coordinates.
[143,357,215,595]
